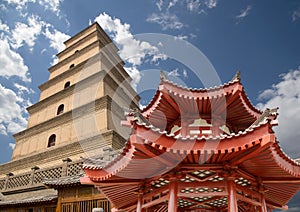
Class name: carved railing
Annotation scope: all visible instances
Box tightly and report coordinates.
[0,160,83,192]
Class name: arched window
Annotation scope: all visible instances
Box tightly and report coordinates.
[47,134,56,147]
[57,104,64,115]
[64,81,71,89]
[69,64,75,69]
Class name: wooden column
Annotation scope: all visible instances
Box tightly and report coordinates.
[227,177,238,212]
[259,192,267,212]
[136,193,143,212]
[168,178,178,212]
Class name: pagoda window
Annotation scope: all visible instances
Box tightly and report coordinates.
[69,64,75,69]
[47,134,56,147]
[57,104,64,115]
[64,81,71,89]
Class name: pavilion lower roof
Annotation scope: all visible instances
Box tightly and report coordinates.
[82,119,300,210]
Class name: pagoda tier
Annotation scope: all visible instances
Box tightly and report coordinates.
[123,71,262,136]
[81,72,300,212]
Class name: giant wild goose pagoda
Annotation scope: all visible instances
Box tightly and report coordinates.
[0,23,300,212]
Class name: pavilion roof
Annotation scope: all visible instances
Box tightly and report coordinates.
[123,71,263,133]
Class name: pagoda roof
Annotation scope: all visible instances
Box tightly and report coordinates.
[125,71,262,133]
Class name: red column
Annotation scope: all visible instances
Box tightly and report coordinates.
[168,179,178,212]
[136,193,143,212]
[227,177,238,212]
[260,192,267,212]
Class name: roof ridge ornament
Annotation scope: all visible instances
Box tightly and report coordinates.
[250,107,279,128]
[160,70,168,82]
[231,70,241,82]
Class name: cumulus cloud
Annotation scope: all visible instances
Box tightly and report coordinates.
[167,0,178,10]
[38,0,62,15]
[10,15,45,50]
[0,19,9,32]
[204,0,218,9]
[94,13,168,88]
[0,84,28,135]
[4,0,63,15]
[44,26,70,52]
[186,0,201,12]
[4,0,35,11]
[14,83,34,96]
[124,66,141,90]
[156,0,164,11]
[95,13,165,66]
[257,67,300,159]
[0,39,31,82]
[147,13,184,30]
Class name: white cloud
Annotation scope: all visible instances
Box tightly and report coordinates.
[9,143,16,150]
[257,88,276,101]
[204,0,217,9]
[236,5,252,20]
[156,0,164,11]
[4,0,62,15]
[4,0,35,11]
[0,39,31,82]
[0,84,28,135]
[95,12,166,67]
[38,0,62,15]
[124,66,141,90]
[183,69,188,78]
[147,13,184,30]
[10,15,45,50]
[292,8,300,22]
[14,83,34,95]
[186,0,201,12]
[167,0,178,10]
[168,68,180,77]
[43,26,70,52]
[174,34,188,40]
[95,13,170,89]
[257,67,300,159]
[0,19,9,32]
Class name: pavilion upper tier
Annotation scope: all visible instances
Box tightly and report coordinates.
[123,71,265,138]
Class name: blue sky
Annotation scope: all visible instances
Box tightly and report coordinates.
[0,0,300,209]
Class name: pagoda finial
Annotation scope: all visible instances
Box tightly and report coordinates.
[231,70,241,82]
[160,70,168,82]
